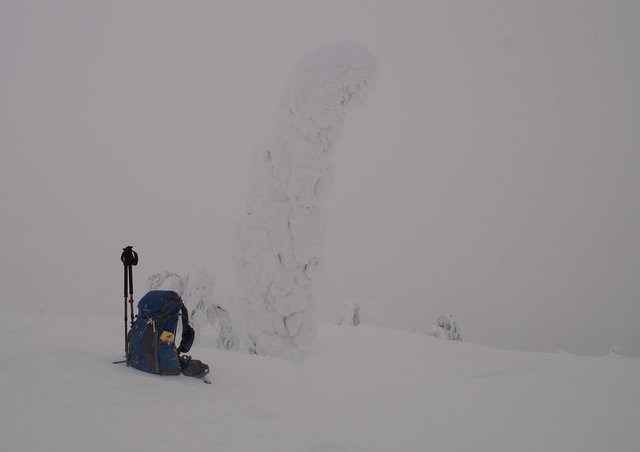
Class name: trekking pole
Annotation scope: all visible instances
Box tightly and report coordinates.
[120,246,138,363]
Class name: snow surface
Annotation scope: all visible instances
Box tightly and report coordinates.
[2,311,639,452]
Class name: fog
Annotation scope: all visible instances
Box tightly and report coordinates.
[1,1,638,356]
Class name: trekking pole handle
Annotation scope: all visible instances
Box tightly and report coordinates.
[121,246,138,267]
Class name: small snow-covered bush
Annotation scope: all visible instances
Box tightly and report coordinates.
[148,270,184,294]
[147,269,233,350]
[432,314,463,341]
[610,345,624,356]
[337,299,388,327]
[182,269,215,331]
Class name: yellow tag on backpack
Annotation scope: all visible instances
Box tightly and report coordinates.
[159,331,175,344]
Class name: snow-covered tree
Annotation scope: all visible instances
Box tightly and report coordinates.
[147,269,233,350]
[337,299,388,327]
[432,314,463,341]
[232,41,379,358]
[183,269,234,350]
[610,345,625,356]
[148,270,184,294]
[182,269,215,331]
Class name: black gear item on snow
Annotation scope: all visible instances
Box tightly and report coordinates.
[179,354,210,379]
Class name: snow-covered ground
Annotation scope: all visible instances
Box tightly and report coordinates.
[2,311,639,452]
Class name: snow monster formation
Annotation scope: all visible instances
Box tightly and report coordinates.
[232,41,379,358]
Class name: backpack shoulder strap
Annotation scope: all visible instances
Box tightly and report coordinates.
[177,304,195,354]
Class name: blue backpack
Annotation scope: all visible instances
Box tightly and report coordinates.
[127,290,209,378]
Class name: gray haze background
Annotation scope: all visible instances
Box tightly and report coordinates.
[1,1,638,356]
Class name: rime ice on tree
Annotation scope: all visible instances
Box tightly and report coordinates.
[337,299,388,327]
[233,41,379,358]
[147,270,233,349]
[432,314,463,342]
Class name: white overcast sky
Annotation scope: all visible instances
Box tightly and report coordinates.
[1,0,638,355]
